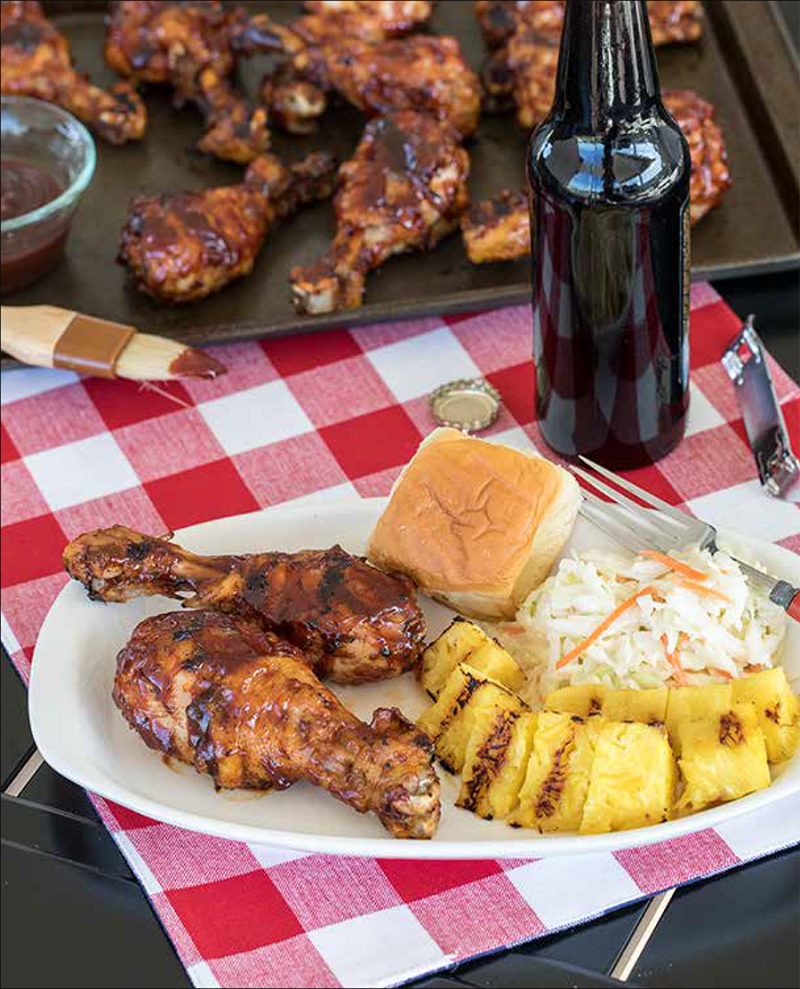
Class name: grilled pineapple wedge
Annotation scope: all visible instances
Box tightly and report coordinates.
[731,667,800,764]
[666,683,733,754]
[601,687,668,724]
[421,619,525,698]
[544,684,606,718]
[510,712,602,832]
[417,663,526,773]
[581,722,676,834]
[674,704,770,815]
[458,711,538,820]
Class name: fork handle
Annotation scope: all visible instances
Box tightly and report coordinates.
[769,579,800,622]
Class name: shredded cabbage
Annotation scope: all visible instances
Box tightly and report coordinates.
[490,545,787,704]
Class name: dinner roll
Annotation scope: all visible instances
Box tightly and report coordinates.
[368,427,580,619]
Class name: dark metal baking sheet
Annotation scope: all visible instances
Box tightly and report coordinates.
[2,0,798,366]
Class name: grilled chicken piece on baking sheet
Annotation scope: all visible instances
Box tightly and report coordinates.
[114,610,440,838]
[104,0,268,162]
[245,13,479,137]
[463,90,731,263]
[117,151,336,303]
[0,0,145,143]
[63,524,426,685]
[478,0,703,118]
[291,110,470,314]
[475,0,703,49]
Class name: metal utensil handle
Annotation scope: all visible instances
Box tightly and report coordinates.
[769,579,800,622]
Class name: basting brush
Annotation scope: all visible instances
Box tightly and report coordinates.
[1,304,226,380]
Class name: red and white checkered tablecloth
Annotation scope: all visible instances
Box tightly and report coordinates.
[2,285,799,989]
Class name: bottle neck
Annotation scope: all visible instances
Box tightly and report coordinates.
[553,0,661,127]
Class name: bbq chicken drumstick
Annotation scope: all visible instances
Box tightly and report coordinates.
[300,0,434,39]
[104,0,268,162]
[463,90,731,264]
[115,610,440,838]
[249,18,480,137]
[479,0,704,121]
[291,110,470,314]
[475,0,703,49]
[64,525,426,684]
[0,0,146,144]
[117,151,336,303]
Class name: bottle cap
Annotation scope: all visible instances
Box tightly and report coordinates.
[428,378,502,433]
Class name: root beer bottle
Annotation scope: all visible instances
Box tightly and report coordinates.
[529,0,691,467]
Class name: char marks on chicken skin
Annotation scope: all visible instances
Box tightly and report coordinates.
[117,151,337,303]
[291,110,470,314]
[0,0,146,143]
[63,525,427,685]
[104,0,268,162]
[114,610,440,838]
[462,90,731,263]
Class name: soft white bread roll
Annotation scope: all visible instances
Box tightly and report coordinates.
[368,427,580,620]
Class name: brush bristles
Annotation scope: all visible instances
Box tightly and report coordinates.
[116,334,226,381]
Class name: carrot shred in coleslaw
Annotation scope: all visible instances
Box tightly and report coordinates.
[556,585,657,670]
[708,666,734,680]
[662,632,688,685]
[641,550,708,582]
[676,578,732,602]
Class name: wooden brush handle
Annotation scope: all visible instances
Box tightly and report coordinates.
[1,304,83,367]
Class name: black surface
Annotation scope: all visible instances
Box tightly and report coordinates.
[2,5,799,985]
[633,846,800,988]
[1,843,191,989]
[0,649,33,789]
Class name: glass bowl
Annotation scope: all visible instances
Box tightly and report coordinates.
[1,96,96,293]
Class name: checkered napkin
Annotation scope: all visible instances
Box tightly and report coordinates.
[2,285,799,989]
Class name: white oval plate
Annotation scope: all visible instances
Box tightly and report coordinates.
[29,499,800,859]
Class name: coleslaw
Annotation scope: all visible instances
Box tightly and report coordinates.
[491,545,787,705]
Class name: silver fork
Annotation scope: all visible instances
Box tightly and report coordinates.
[572,455,799,622]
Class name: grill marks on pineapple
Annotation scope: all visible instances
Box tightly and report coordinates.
[458,711,518,814]
[534,734,574,819]
[719,710,746,746]
[439,673,484,736]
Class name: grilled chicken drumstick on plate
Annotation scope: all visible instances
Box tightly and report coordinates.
[117,151,337,303]
[291,110,470,314]
[0,0,146,143]
[64,525,426,685]
[247,17,480,137]
[463,90,731,263]
[104,0,268,162]
[115,610,440,839]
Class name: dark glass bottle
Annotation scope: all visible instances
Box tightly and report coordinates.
[529,0,691,468]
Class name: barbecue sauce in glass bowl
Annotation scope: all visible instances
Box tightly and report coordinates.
[1,97,96,294]
[0,159,68,292]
